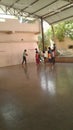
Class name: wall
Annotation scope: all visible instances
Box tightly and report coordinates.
[55,37,73,50]
[0,32,38,42]
[0,42,38,67]
[0,19,40,67]
[0,19,40,33]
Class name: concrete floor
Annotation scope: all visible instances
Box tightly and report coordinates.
[0,63,73,130]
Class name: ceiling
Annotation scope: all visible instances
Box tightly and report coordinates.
[0,0,73,24]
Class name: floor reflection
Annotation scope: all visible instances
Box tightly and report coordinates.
[1,103,23,129]
[22,64,29,79]
[37,64,56,96]
[0,63,73,130]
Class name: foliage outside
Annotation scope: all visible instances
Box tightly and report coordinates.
[54,20,73,41]
[38,20,73,50]
[38,27,52,51]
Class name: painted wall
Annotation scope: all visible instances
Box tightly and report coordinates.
[55,37,73,50]
[0,19,40,33]
[0,19,40,67]
[0,32,38,42]
[0,42,38,67]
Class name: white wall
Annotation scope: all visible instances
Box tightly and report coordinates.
[0,42,38,67]
[0,19,40,67]
[0,19,40,33]
[0,32,38,42]
[56,37,73,50]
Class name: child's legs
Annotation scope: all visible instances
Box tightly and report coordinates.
[24,57,26,64]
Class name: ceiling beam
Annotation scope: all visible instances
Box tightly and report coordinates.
[20,0,39,11]
[49,15,73,24]
[0,5,6,13]
[29,0,58,15]
[14,0,40,19]
[42,3,71,18]
[7,0,20,11]
[24,0,58,20]
[44,3,73,19]
[63,0,73,2]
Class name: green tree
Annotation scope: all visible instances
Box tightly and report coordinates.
[38,20,73,50]
[38,33,50,51]
[54,20,73,41]
[64,20,73,40]
[54,22,65,41]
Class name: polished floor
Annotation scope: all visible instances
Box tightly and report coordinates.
[0,63,73,130]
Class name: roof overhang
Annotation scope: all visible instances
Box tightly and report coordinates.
[0,0,73,24]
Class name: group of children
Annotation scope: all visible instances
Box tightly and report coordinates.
[22,44,56,65]
[35,44,56,65]
[48,44,56,65]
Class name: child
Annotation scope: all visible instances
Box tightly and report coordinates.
[52,44,56,65]
[22,49,28,65]
[48,47,52,63]
[35,51,40,64]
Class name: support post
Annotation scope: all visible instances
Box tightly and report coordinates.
[41,17,44,52]
[51,24,55,44]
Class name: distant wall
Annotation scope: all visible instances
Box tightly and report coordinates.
[55,37,73,50]
[0,19,40,33]
[0,19,40,67]
[0,42,38,67]
[0,32,38,42]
